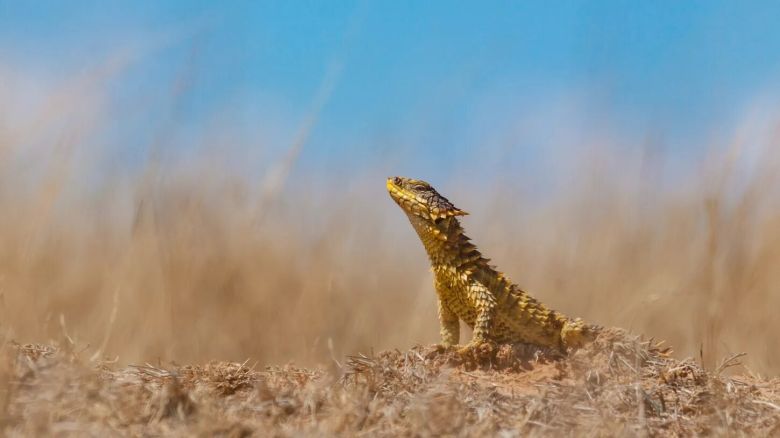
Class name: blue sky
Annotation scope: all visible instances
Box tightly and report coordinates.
[2,1,780,184]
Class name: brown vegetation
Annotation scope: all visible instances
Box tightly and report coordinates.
[1,330,778,436]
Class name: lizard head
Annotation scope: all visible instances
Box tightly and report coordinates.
[386,176,468,222]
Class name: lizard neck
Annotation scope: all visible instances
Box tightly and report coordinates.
[405,213,488,271]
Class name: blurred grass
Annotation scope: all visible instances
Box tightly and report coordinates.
[1,61,780,377]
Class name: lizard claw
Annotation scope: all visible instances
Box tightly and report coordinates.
[456,340,494,358]
[456,344,473,357]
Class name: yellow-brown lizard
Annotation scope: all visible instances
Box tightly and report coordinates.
[387,176,599,353]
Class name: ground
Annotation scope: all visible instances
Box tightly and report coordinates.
[1,329,778,437]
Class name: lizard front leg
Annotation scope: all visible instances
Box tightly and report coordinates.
[459,282,497,354]
[437,299,460,346]
[434,279,460,346]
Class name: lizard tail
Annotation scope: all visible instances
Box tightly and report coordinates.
[561,318,601,349]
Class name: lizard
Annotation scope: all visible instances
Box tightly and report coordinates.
[387,176,599,353]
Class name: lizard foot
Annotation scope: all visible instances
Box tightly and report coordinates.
[456,340,495,360]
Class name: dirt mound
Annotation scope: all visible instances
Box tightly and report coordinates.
[1,330,778,436]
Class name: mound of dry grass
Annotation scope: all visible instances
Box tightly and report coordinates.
[2,330,777,436]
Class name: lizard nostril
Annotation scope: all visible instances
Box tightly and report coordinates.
[393,177,402,185]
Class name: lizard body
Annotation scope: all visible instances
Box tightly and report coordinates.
[387,176,598,351]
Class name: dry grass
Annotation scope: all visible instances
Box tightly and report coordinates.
[2,59,780,434]
[1,330,778,436]
[3,128,780,374]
